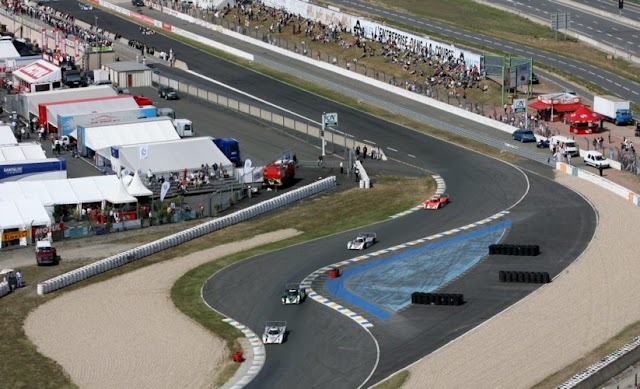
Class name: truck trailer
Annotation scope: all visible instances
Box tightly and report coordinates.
[212,138,241,167]
[593,95,634,126]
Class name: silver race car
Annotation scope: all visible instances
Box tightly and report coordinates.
[347,232,377,250]
[262,321,287,344]
[281,284,306,305]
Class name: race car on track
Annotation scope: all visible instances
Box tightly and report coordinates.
[423,193,449,209]
[281,284,306,305]
[262,321,287,344]
[347,232,377,250]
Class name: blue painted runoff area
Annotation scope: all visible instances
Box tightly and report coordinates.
[325,220,511,320]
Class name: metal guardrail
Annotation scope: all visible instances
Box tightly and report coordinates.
[36,176,337,295]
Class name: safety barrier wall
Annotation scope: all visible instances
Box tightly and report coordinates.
[556,162,640,206]
[354,160,370,189]
[558,337,640,389]
[36,176,337,295]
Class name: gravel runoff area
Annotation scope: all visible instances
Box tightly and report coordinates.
[24,229,301,389]
[405,173,640,389]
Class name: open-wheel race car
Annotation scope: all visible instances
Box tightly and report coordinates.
[262,321,287,344]
[281,284,306,305]
[347,232,377,250]
[423,193,450,210]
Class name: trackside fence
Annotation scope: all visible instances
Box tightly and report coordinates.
[36,176,337,295]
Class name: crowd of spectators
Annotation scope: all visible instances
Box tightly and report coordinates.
[6,1,115,49]
[149,163,232,195]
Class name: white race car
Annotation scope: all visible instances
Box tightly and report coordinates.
[347,232,377,250]
[281,284,306,305]
[262,321,287,344]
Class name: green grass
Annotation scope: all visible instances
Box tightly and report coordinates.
[0,175,434,388]
[371,370,410,389]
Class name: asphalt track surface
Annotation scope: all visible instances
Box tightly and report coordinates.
[49,2,597,387]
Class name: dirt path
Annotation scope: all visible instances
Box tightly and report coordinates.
[405,174,640,388]
[24,229,301,389]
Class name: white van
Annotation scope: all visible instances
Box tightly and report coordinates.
[549,136,579,157]
[583,150,610,169]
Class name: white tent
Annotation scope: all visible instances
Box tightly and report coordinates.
[42,179,79,205]
[69,177,107,204]
[0,182,24,201]
[0,144,47,162]
[0,199,50,229]
[12,59,62,85]
[83,117,180,159]
[105,178,137,204]
[18,180,55,206]
[127,172,153,197]
[113,137,232,174]
[0,126,17,145]
[45,96,140,128]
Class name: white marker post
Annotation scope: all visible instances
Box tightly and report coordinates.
[321,112,338,157]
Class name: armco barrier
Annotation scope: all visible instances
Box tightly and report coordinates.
[36,177,338,295]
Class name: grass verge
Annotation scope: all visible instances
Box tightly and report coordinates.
[371,371,411,389]
[0,175,434,388]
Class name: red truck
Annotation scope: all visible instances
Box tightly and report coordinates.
[263,160,296,187]
[35,240,60,266]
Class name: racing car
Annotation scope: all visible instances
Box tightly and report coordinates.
[423,193,449,209]
[262,321,287,344]
[347,232,377,250]
[281,284,306,305]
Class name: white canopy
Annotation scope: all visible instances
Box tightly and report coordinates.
[0,126,17,145]
[46,96,140,128]
[0,198,51,230]
[113,137,232,174]
[84,117,180,158]
[0,143,47,162]
[13,59,62,84]
[106,177,137,204]
[127,172,153,197]
[0,175,146,207]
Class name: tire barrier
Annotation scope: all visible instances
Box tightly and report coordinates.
[498,270,551,284]
[35,177,338,295]
[489,244,540,256]
[411,292,464,306]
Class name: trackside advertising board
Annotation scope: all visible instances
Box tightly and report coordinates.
[0,158,67,182]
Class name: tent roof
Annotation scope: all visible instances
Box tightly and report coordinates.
[13,59,61,84]
[44,179,79,205]
[0,143,47,162]
[0,199,50,230]
[114,137,232,174]
[84,117,180,156]
[46,96,140,127]
[566,105,603,123]
[106,177,137,204]
[103,61,151,72]
[127,172,153,197]
[17,180,55,205]
[0,126,17,145]
[0,40,21,59]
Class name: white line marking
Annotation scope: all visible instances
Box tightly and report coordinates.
[387,147,398,152]
[407,154,416,158]
[363,139,376,145]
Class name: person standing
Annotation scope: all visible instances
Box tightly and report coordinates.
[317,154,324,167]
[15,270,22,288]
[339,161,344,174]
[362,146,368,159]
[598,164,604,177]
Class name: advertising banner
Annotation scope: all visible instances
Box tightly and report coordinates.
[54,28,60,51]
[41,28,47,50]
[75,36,80,57]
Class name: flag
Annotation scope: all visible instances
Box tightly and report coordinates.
[139,144,149,160]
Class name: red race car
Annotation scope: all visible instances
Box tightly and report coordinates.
[423,193,449,210]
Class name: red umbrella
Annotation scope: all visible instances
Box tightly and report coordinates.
[566,105,603,123]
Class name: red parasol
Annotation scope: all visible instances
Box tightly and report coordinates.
[566,105,603,124]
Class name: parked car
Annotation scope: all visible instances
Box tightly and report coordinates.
[583,150,610,169]
[531,72,539,84]
[512,128,536,143]
[159,86,178,100]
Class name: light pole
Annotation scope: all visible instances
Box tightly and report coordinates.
[94,16,101,69]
